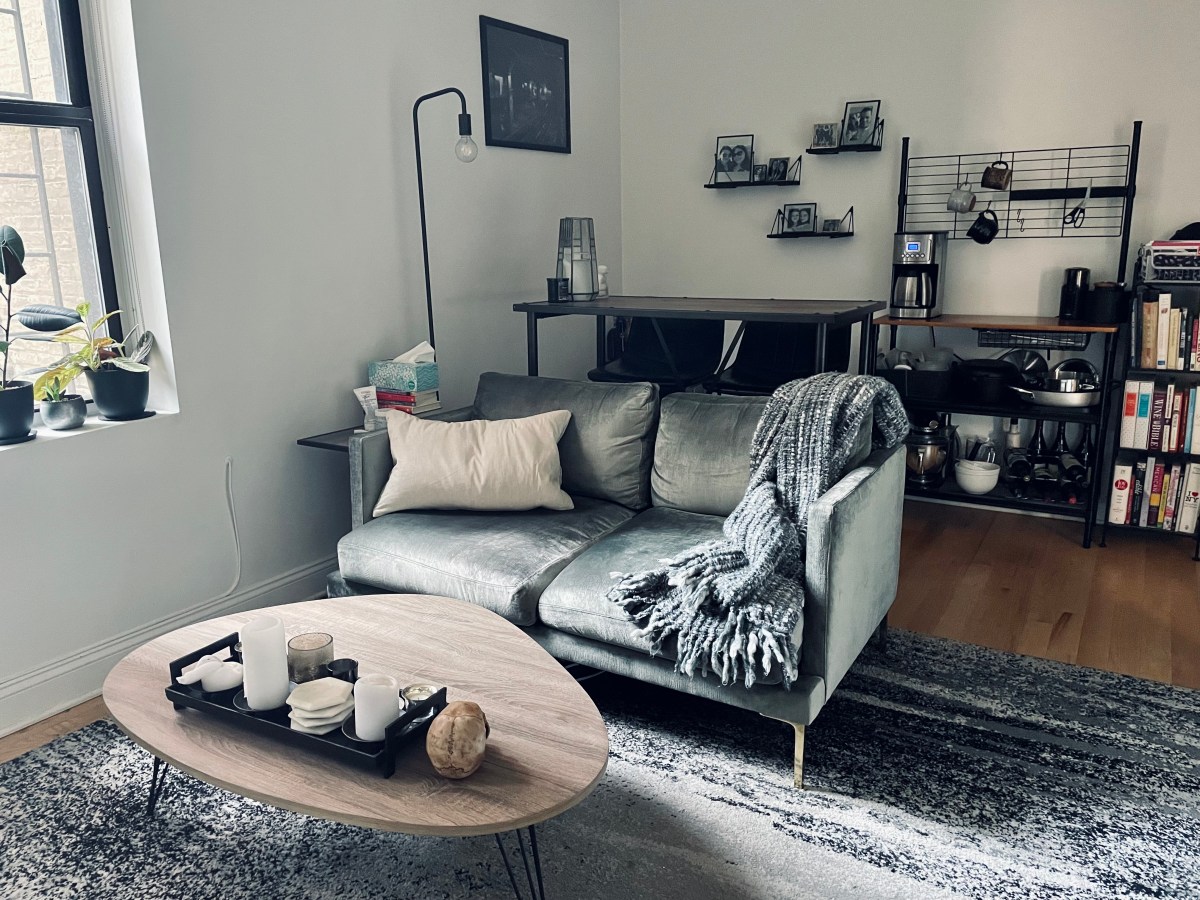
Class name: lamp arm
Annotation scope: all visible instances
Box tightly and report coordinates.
[412,87,471,350]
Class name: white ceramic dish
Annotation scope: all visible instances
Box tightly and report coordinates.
[954,460,1000,495]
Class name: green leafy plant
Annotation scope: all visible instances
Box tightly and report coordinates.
[0,224,28,389]
[34,301,148,398]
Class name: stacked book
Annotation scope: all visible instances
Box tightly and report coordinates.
[1109,457,1200,534]
[376,387,441,416]
[1119,380,1200,454]
[1131,291,1200,371]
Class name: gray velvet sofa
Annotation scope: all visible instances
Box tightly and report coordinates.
[329,372,904,786]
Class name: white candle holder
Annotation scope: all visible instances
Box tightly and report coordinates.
[239,615,290,710]
[354,674,399,741]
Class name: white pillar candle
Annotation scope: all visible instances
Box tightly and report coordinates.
[239,615,290,710]
[354,674,399,741]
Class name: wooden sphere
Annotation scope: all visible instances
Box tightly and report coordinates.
[426,700,489,779]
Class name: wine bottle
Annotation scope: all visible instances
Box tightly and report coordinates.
[1059,449,1087,484]
[1074,425,1094,470]
[1006,447,1033,482]
[1028,420,1048,460]
[1051,422,1069,456]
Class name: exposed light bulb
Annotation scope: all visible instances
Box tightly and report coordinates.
[454,135,478,163]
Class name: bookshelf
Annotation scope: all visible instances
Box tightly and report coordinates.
[1100,286,1200,560]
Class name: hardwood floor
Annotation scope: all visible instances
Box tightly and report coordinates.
[2,503,1197,761]
[893,501,1200,690]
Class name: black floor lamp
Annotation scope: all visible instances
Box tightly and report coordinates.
[412,87,478,349]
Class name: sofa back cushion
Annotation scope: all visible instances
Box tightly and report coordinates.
[473,373,660,510]
[651,392,874,517]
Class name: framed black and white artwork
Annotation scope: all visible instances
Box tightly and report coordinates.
[480,16,571,153]
[752,164,768,183]
[822,218,843,233]
[782,203,817,233]
[812,123,840,149]
[713,134,754,182]
[767,157,790,182]
[841,100,880,147]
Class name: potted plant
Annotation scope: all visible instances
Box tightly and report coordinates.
[0,225,34,443]
[33,366,87,431]
[43,301,149,420]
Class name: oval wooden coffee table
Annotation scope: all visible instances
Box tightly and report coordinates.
[103,594,610,899]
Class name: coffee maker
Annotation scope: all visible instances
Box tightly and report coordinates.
[891,232,948,319]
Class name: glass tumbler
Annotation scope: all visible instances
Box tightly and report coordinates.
[287,632,334,684]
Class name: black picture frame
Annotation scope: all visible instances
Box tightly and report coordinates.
[782,203,817,233]
[822,218,843,233]
[479,16,571,153]
[752,164,767,183]
[713,134,754,182]
[812,123,840,149]
[767,157,790,183]
[841,100,881,147]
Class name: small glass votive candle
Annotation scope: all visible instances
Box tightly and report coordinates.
[355,674,400,741]
[401,683,438,707]
[287,632,334,684]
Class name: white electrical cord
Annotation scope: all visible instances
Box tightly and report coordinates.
[220,456,243,598]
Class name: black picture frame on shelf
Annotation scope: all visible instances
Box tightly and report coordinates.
[752,164,767,183]
[812,123,840,149]
[822,218,843,233]
[782,203,817,233]
[479,16,571,153]
[713,134,754,183]
[767,157,789,183]
[841,99,881,147]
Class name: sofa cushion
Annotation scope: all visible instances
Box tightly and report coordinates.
[337,496,634,626]
[537,506,786,686]
[651,391,874,516]
[472,372,659,510]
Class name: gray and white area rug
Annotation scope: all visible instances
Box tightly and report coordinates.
[2,631,1198,900]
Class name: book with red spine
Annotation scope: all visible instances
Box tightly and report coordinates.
[1119,380,1138,447]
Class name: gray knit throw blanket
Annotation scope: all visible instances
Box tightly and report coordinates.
[607,372,908,689]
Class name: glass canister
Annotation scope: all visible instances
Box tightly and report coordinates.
[904,419,952,489]
[556,217,599,301]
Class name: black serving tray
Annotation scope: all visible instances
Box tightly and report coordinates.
[164,632,447,778]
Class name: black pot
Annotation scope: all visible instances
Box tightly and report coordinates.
[0,380,34,440]
[41,394,87,430]
[954,359,1022,404]
[86,367,149,419]
[1082,282,1129,324]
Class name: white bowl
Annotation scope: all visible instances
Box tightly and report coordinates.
[954,460,1000,494]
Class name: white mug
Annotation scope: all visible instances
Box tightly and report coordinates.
[947,182,977,213]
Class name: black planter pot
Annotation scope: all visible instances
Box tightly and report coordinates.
[86,367,149,419]
[41,394,87,430]
[0,380,35,440]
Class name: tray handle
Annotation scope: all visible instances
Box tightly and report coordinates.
[168,632,241,685]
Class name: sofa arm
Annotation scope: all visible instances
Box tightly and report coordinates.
[799,443,904,701]
[349,406,479,527]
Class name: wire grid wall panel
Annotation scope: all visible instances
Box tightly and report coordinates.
[903,144,1131,240]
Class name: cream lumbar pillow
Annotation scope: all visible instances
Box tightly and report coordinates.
[372,408,574,515]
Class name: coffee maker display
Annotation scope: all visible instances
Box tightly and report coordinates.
[891,232,948,319]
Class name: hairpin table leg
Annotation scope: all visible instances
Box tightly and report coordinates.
[493,825,546,899]
[146,755,170,817]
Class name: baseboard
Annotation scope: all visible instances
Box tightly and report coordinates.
[0,557,336,739]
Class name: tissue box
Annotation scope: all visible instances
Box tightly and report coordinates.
[368,360,439,393]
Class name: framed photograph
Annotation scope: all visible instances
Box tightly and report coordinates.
[767,157,790,182]
[841,100,881,147]
[822,218,842,233]
[752,164,767,183]
[480,16,571,153]
[782,203,817,233]
[812,123,840,149]
[714,134,754,182]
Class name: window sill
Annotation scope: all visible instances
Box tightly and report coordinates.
[0,409,176,454]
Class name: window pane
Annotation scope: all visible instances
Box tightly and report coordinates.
[0,2,69,103]
[1,125,104,395]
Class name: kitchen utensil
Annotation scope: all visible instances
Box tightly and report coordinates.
[1062,179,1092,228]
[1039,376,1080,392]
[999,348,1048,382]
[1051,358,1099,383]
[904,420,952,489]
[892,271,934,313]
[1010,384,1101,407]
[1058,268,1090,320]
[955,358,1021,404]
[891,232,948,320]
[980,158,1012,191]
[954,460,1000,495]
[947,183,977,213]
[967,208,1000,244]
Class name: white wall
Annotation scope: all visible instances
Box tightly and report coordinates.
[620,0,1199,337]
[0,0,621,734]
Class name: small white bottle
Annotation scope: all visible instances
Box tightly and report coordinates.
[597,265,609,297]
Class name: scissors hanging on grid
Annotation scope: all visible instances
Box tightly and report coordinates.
[1063,178,1092,228]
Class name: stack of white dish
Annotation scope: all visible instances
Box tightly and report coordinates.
[286,677,355,734]
[954,459,1000,495]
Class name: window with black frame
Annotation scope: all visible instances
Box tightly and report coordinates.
[0,0,119,393]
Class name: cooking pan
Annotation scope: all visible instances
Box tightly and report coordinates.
[1010,383,1101,407]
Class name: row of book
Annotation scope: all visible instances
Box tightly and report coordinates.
[1109,458,1200,533]
[376,387,441,415]
[1119,380,1200,453]
[1132,291,1199,371]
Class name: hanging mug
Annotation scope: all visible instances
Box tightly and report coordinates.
[981,158,1012,190]
[947,182,977,213]
[967,208,1000,244]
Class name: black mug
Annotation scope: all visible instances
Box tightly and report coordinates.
[967,209,999,244]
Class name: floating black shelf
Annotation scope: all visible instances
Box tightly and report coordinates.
[705,179,800,190]
[806,144,882,156]
[768,231,853,240]
[769,205,854,240]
